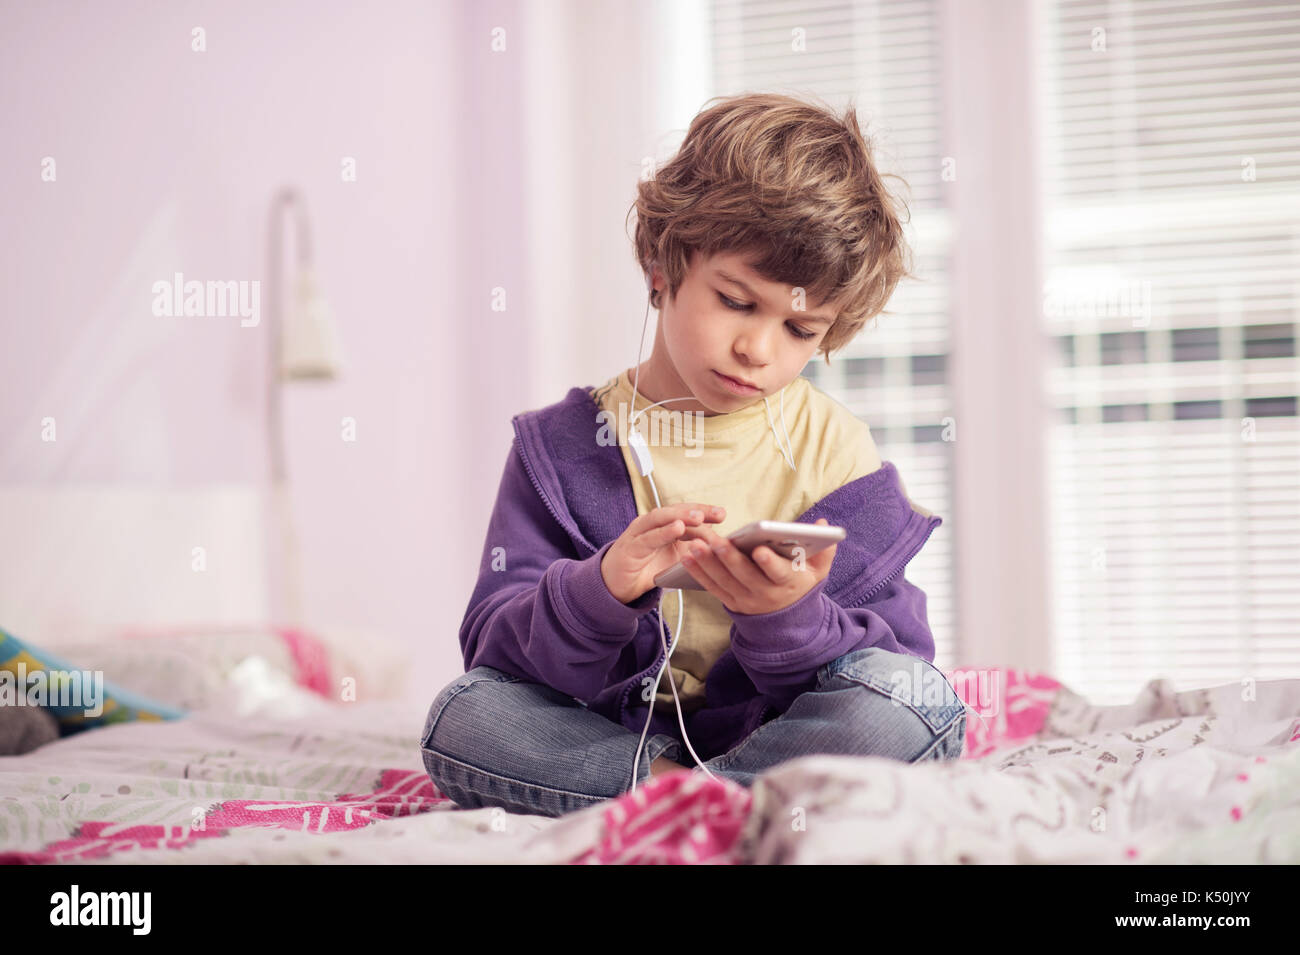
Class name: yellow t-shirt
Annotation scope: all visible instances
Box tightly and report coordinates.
[590,368,886,715]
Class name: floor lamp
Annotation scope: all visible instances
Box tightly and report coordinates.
[265,186,343,628]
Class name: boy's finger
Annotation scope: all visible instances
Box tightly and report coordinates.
[810,519,837,567]
[649,519,688,547]
[752,546,793,584]
[659,521,720,546]
[634,505,712,545]
[704,536,768,590]
[806,543,837,580]
[645,504,708,529]
[682,543,734,602]
[680,504,725,521]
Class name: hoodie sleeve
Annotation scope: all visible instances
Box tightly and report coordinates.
[458,440,660,702]
[724,571,937,712]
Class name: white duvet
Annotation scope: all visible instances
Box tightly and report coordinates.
[2,655,1297,864]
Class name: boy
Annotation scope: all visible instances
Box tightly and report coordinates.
[420,92,966,819]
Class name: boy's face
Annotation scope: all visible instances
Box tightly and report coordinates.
[641,250,836,416]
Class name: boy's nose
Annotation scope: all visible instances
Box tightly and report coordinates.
[731,331,776,367]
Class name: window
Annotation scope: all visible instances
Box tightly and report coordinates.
[709,0,957,668]
[702,0,1299,702]
[1040,0,1300,701]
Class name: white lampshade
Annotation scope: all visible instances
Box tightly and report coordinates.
[280,267,343,380]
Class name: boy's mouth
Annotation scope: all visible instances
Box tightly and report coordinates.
[713,370,761,396]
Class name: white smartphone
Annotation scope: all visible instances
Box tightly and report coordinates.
[653,520,846,591]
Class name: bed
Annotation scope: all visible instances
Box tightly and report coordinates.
[4,623,1297,865]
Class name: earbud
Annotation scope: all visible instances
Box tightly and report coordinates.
[628,425,654,477]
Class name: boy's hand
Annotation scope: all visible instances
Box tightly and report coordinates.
[601,503,727,605]
[678,518,837,615]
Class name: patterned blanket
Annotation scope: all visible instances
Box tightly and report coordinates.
[2,639,1297,863]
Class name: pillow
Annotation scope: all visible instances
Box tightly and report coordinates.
[29,624,409,712]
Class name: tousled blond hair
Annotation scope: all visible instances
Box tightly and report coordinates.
[629,92,916,363]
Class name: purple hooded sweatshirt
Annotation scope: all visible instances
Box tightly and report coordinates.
[457,385,944,762]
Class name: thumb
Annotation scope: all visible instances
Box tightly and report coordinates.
[812,518,837,566]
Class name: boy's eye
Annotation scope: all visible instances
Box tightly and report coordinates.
[718,291,816,341]
[722,291,811,343]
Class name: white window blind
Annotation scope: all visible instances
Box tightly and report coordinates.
[1039,0,1300,702]
[708,0,956,668]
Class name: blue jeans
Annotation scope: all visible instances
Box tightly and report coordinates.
[419,646,968,819]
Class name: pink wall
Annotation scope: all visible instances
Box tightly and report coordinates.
[0,1,530,700]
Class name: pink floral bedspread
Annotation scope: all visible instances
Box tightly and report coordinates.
[2,666,1297,864]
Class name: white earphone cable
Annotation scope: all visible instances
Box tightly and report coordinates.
[623,274,798,791]
[763,386,797,471]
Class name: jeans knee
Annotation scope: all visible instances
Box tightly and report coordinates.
[912,710,966,762]
[818,647,968,762]
[419,666,524,754]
